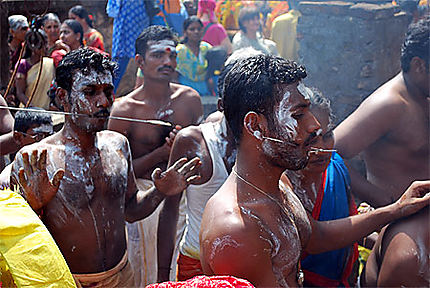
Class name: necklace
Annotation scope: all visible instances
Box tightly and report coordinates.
[232,169,305,286]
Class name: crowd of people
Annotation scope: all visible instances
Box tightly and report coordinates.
[0,0,429,287]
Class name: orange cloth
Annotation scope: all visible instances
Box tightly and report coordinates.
[72,251,134,288]
[177,253,204,281]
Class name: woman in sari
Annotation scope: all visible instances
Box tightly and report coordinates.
[42,13,60,56]
[15,28,54,109]
[69,5,105,51]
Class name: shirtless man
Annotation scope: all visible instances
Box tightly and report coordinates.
[361,206,429,287]
[0,94,14,170]
[10,48,200,287]
[108,25,203,284]
[334,16,429,207]
[199,54,430,287]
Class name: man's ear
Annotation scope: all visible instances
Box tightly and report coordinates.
[243,111,266,139]
[55,87,69,111]
[135,54,144,67]
[13,131,23,143]
[410,57,426,74]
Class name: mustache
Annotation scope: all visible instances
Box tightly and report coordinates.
[304,131,318,147]
[91,108,110,118]
[158,66,174,72]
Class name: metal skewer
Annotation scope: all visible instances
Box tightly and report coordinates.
[308,147,337,154]
[0,106,173,127]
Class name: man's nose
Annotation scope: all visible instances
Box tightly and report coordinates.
[96,91,110,108]
[307,112,321,134]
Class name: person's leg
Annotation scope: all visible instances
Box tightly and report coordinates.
[113,57,130,94]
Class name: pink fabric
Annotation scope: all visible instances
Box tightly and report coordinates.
[198,0,216,22]
[147,275,255,288]
[202,22,228,47]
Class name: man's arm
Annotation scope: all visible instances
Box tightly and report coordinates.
[15,75,28,106]
[157,127,202,281]
[305,180,430,254]
[124,135,201,222]
[334,92,402,159]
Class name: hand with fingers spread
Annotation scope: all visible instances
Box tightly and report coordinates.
[152,157,201,196]
[393,180,430,218]
[17,149,64,211]
[165,125,182,147]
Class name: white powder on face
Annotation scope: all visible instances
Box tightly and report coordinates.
[275,91,298,140]
[297,82,312,100]
[148,40,177,52]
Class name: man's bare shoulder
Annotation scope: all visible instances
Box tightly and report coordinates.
[201,181,275,281]
[111,86,148,114]
[363,73,409,109]
[97,130,129,148]
[170,82,201,101]
[174,125,203,146]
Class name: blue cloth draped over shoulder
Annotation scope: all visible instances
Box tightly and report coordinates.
[301,152,355,286]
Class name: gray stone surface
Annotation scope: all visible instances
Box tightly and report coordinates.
[297,1,409,124]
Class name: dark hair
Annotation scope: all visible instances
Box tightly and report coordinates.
[135,25,178,57]
[14,107,52,133]
[182,16,203,43]
[308,87,335,129]
[223,54,307,143]
[23,28,47,58]
[42,13,60,26]
[401,16,429,72]
[56,48,116,94]
[69,5,93,28]
[238,7,260,33]
[63,19,84,46]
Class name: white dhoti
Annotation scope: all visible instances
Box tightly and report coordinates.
[126,179,186,286]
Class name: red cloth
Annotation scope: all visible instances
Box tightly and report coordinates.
[177,253,204,281]
[147,275,255,288]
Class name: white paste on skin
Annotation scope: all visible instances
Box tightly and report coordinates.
[297,82,313,100]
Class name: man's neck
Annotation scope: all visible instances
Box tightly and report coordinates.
[235,142,284,198]
[136,80,172,105]
[402,71,428,105]
[61,120,97,149]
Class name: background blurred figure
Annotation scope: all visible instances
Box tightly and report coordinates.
[42,13,61,56]
[197,0,232,54]
[106,0,150,93]
[51,19,84,67]
[69,5,105,51]
[285,88,358,287]
[271,0,301,61]
[15,28,54,109]
[8,15,29,76]
[176,16,212,96]
[232,7,278,55]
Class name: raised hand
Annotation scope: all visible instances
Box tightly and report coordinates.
[394,180,430,218]
[17,149,64,210]
[152,157,201,196]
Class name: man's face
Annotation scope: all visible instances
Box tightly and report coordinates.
[305,106,334,173]
[261,82,321,170]
[67,69,114,133]
[139,40,177,82]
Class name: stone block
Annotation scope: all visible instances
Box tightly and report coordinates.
[349,3,399,19]
[299,1,354,16]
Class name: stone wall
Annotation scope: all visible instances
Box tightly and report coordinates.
[297,1,409,123]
